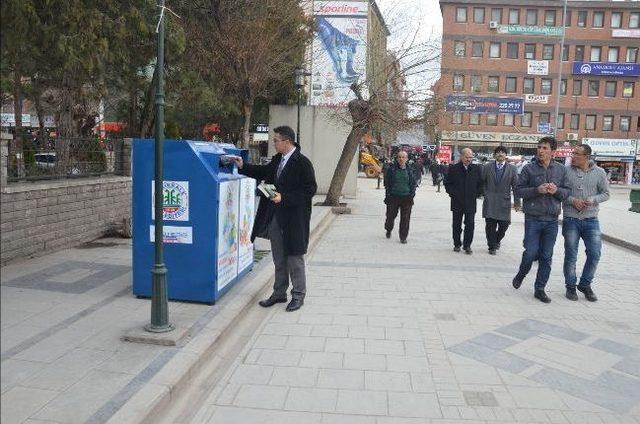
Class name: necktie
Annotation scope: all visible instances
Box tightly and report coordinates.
[277,158,286,179]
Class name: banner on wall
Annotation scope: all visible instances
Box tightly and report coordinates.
[445,95,524,115]
[572,62,640,76]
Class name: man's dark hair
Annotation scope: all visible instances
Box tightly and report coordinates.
[273,126,296,144]
[579,144,592,156]
[538,136,557,150]
[494,146,507,155]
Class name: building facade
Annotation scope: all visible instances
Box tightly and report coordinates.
[433,0,640,184]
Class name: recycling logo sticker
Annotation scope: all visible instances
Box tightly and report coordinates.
[152,181,189,221]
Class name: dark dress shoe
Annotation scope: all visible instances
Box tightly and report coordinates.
[534,289,551,303]
[577,286,598,302]
[496,242,501,250]
[385,231,391,239]
[512,274,524,289]
[453,246,461,252]
[464,247,473,255]
[488,249,497,255]
[565,288,578,301]
[286,298,304,312]
[400,239,407,244]
[259,296,287,308]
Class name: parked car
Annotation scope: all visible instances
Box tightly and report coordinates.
[34,152,57,168]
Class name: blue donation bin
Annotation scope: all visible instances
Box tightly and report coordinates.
[132,139,256,304]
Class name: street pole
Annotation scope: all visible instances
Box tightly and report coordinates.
[553,0,568,140]
[294,66,310,146]
[297,87,301,145]
[147,0,173,333]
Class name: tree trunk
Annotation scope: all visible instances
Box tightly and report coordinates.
[127,85,137,138]
[56,74,77,173]
[34,93,46,146]
[241,100,253,149]
[13,71,23,136]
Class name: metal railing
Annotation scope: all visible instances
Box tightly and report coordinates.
[7,137,126,182]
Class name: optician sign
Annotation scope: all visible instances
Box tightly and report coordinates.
[612,29,640,39]
[582,138,637,158]
[572,62,640,77]
[445,95,524,114]
[441,131,546,144]
[497,25,563,37]
[525,94,549,104]
[527,60,549,76]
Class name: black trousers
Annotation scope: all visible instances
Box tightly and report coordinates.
[485,218,510,250]
[452,210,475,248]
[385,195,413,241]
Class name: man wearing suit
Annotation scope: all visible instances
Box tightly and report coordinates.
[231,126,317,312]
[444,148,483,254]
[482,146,521,255]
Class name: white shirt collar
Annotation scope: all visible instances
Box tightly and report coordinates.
[280,147,296,166]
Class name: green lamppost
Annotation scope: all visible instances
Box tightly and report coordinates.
[147,0,173,333]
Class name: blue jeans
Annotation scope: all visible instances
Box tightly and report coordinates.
[517,219,559,290]
[562,217,601,288]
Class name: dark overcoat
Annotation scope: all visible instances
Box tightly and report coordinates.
[240,149,317,256]
[444,162,483,213]
[481,161,521,221]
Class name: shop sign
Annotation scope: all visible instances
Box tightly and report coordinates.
[527,60,549,76]
[497,25,563,37]
[525,94,549,104]
[445,95,524,114]
[441,131,546,144]
[554,145,573,158]
[537,122,552,134]
[612,29,640,39]
[572,62,640,77]
[582,138,636,157]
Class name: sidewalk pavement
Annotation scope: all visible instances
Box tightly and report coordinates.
[171,177,640,424]
[597,186,640,252]
[0,198,334,424]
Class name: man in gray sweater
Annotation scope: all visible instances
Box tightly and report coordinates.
[562,144,610,302]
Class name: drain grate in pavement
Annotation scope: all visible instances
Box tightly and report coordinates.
[463,391,499,407]
[434,313,456,321]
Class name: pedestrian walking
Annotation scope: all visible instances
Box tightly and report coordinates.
[512,137,570,303]
[444,148,483,254]
[429,161,440,186]
[232,126,317,312]
[384,150,418,244]
[562,144,610,302]
[482,146,521,255]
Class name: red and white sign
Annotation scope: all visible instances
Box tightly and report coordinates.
[437,145,452,163]
[554,145,573,158]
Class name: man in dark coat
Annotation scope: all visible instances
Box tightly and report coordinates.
[384,150,419,244]
[232,126,317,312]
[482,146,521,255]
[444,148,483,254]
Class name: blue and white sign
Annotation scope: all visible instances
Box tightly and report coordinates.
[537,122,552,134]
[445,95,524,115]
[572,62,640,77]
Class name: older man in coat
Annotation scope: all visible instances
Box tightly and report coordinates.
[482,146,521,255]
[231,126,317,312]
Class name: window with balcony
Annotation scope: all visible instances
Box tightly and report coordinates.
[474,7,485,23]
[472,42,484,57]
[488,76,500,92]
[453,74,465,91]
[603,116,613,131]
[611,12,622,28]
[491,8,503,23]
[522,112,532,127]
[471,75,482,93]
[575,45,585,61]
[543,44,554,60]
[590,46,601,62]
[487,114,498,126]
[577,11,587,27]
[490,42,501,58]
[525,44,536,59]
[586,114,596,130]
[588,80,600,96]
[593,11,604,28]
[573,80,583,96]
[620,116,631,132]
[623,82,635,98]
[456,7,467,23]
[608,47,619,63]
[506,77,517,92]
[509,9,520,24]
[544,10,556,26]
[570,114,580,130]
[523,78,535,94]
[626,47,638,63]
[507,43,519,59]
[605,81,617,97]
[541,78,552,95]
[526,9,537,25]
[454,41,466,57]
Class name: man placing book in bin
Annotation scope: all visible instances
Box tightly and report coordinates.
[230,126,317,312]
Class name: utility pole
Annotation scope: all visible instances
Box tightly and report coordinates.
[553,0,569,139]
[294,66,310,146]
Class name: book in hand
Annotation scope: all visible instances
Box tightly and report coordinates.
[257,182,277,198]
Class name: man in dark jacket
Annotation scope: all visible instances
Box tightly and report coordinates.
[512,136,569,304]
[232,126,317,312]
[444,148,483,254]
[384,150,418,243]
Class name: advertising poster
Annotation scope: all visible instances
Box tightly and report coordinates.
[217,180,240,290]
[446,95,524,115]
[436,146,452,163]
[572,62,640,76]
[151,181,189,221]
[149,225,193,244]
[238,178,256,273]
[311,1,368,107]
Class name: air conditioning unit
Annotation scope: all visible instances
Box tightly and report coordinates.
[567,133,579,141]
[489,21,498,29]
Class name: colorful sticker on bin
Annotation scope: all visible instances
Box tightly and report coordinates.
[152,181,189,221]
[150,225,193,244]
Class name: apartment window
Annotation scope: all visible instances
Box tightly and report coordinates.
[626,47,638,63]
[488,76,500,92]
[557,113,565,129]
[575,45,585,61]
[507,43,519,59]
[522,112,532,127]
[593,11,604,28]
[474,7,485,23]
[469,114,480,125]
[472,41,484,57]
[561,79,567,95]
[471,75,482,93]
[523,78,535,94]
[525,44,536,59]
[539,112,551,124]
[562,45,569,61]
[603,116,613,131]
[573,80,583,96]
[490,42,501,58]
[454,41,466,57]
[611,12,622,28]
[577,11,588,27]
[453,74,465,91]
[543,44,554,60]
[544,10,556,26]
[586,114,596,130]
[623,82,635,98]
[541,78,552,95]
[526,9,537,25]
[506,77,517,93]
[588,80,600,96]
[570,114,580,130]
[504,114,514,126]
[491,8,503,24]
[564,10,572,27]
[605,81,617,97]
[608,47,619,63]
[620,116,631,132]
[456,7,467,23]
[487,114,498,126]
[509,9,520,25]
[452,112,462,124]
[591,46,602,62]
[630,12,640,28]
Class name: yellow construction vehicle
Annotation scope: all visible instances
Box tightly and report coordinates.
[360,151,382,178]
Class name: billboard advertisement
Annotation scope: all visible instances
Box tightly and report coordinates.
[572,62,640,77]
[445,95,524,115]
[311,1,368,107]
[238,178,256,274]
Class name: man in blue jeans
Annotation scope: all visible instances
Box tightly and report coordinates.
[562,144,609,302]
[512,137,570,303]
